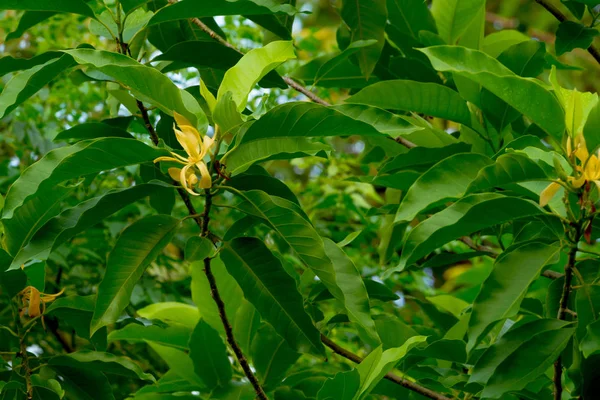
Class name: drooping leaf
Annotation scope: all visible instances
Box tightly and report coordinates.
[221,237,324,355]
[555,21,600,56]
[339,0,387,77]
[90,215,180,335]
[49,351,155,381]
[394,193,546,273]
[9,182,172,270]
[189,319,232,388]
[420,46,565,138]
[347,80,472,125]
[217,40,296,112]
[431,0,485,44]
[467,242,561,350]
[394,153,492,223]
[0,0,96,18]
[0,55,75,119]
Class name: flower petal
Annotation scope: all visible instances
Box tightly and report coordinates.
[168,167,182,182]
[153,156,185,165]
[174,128,201,159]
[180,164,200,196]
[540,182,561,207]
[28,287,41,318]
[197,162,212,189]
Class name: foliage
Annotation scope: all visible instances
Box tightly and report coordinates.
[2,0,600,399]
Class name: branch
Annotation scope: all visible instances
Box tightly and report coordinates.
[534,0,600,65]
[320,335,452,400]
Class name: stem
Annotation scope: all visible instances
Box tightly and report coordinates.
[320,335,452,400]
[534,0,600,65]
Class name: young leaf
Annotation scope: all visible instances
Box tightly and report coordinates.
[217,40,296,112]
[394,153,493,223]
[394,193,546,273]
[340,0,387,77]
[90,215,180,335]
[419,45,565,138]
[221,237,324,355]
[347,80,472,125]
[189,320,232,389]
[467,242,561,350]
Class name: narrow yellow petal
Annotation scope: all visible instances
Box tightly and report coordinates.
[153,156,184,164]
[180,164,200,196]
[173,111,194,130]
[28,287,41,318]
[540,182,561,207]
[575,134,589,162]
[569,175,587,188]
[168,167,182,182]
[197,162,212,189]
[174,128,201,159]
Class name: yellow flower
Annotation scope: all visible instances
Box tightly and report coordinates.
[540,134,600,207]
[154,112,215,195]
[18,286,64,328]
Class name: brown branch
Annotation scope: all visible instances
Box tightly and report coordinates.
[534,0,600,65]
[320,335,452,400]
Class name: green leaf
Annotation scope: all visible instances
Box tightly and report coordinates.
[185,236,214,262]
[0,0,96,18]
[9,182,171,270]
[190,257,243,334]
[482,325,575,398]
[581,319,600,358]
[323,239,379,344]
[386,0,436,41]
[332,104,422,138]
[467,242,561,350]
[340,0,387,77]
[108,322,193,350]
[221,237,324,355]
[482,30,530,58]
[149,0,296,26]
[54,122,134,142]
[49,366,114,400]
[4,12,56,41]
[189,319,232,389]
[223,102,382,175]
[317,369,360,400]
[49,351,155,381]
[394,153,492,223]
[292,55,379,88]
[137,302,200,329]
[347,80,471,125]
[146,343,203,388]
[555,21,600,56]
[217,40,295,112]
[419,46,565,138]
[394,193,546,273]
[0,249,26,298]
[90,215,180,335]
[380,143,471,174]
[466,153,549,193]
[63,49,204,126]
[312,40,377,87]
[470,319,573,385]
[584,100,600,152]
[0,52,61,76]
[0,54,75,119]
[355,336,428,399]
[431,0,485,44]
[251,323,300,388]
[233,299,261,355]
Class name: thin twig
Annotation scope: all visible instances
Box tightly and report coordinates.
[320,335,452,400]
[534,0,600,65]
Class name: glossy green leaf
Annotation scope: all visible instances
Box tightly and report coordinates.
[386,0,436,41]
[0,55,75,119]
[91,215,180,335]
[581,319,600,358]
[431,0,485,44]
[355,336,428,399]
[482,325,575,397]
[9,182,171,270]
[108,323,192,350]
[468,242,561,350]
[394,193,546,273]
[54,122,134,142]
[0,52,61,76]
[420,46,565,138]
[0,0,95,18]
[189,319,232,388]
[291,55,379,88]
[340,0,387,77]
[4,12,56,41]
[63,49,204,126]
[217,40,295,112]
[184,236,214,262]
[233,299,261,355]
[394,153,492,223]
[317,369,360,400]
[312,40,377,86]
[482,30,530,57]
[347,80,471,125]
[49,351,155,381]
[470,319,572,385]
[137,302,200,329]
[380,143,471,174]
[466,153,549,193]
[221,237,324,354]
[332,104,422,138]
[555,21,599,56]
[584,100,600,152]
[251,323,300,388]
[146,343,204,388]
[149,0,296,26]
